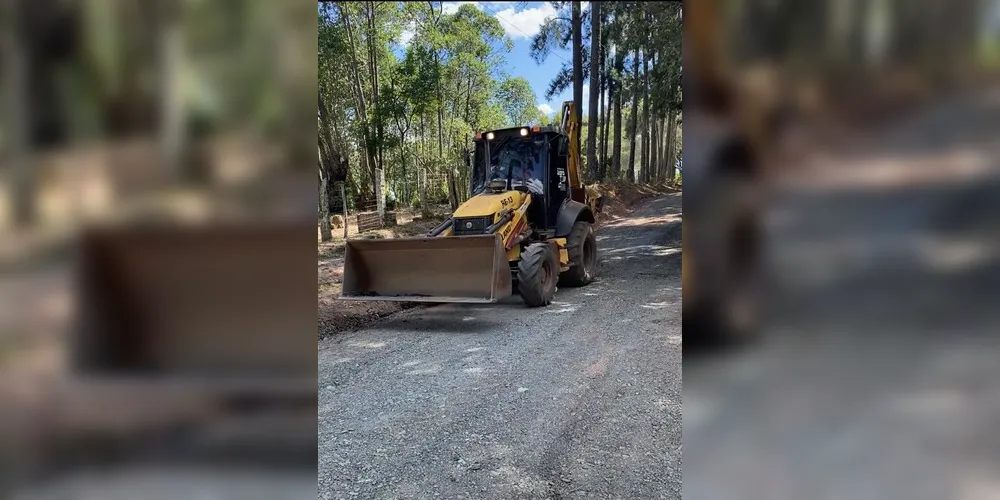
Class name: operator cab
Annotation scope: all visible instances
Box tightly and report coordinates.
[471,126,570,233]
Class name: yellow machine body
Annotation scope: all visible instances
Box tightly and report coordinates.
[340,101,592,305]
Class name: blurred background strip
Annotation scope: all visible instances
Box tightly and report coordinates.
[0,0,319,498]
[683,0,1000,499]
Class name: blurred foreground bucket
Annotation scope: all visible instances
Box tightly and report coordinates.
[72,222,317,384]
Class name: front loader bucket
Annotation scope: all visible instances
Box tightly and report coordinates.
[340,234,512,303]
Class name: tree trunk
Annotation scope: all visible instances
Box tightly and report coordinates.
[586,1,601,182]
[391,73,409,204]
[663,57,680,184]
[318,92,344,231]
[359,146,371,202]
[447,169,459,208]
[611,50,623,179]
[665,109,678,183]
[572,1,583,157]
[340,5,376,193]
[398,132,407,203]
[641,47,650,183]
[432,56,456,210]
[419,112,428,212]
[3,0,34,227]
[158,0,186,183]
[600,49,610,180]
[318,91,340,170]
[597,45,605,176]
[464,73,474,198]
[658,116,667,182]
[366,1,383,175]
[626,50,639,183]
[651,116,659,185]
[341,181,349,239]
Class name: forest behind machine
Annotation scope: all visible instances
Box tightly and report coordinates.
[340,101,602,307]
[319,2,683,244]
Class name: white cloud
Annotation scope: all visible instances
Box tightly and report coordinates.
[492,3,558,39]
[481,1,511,10]
[537,103,553,115]
[398,21,416,47]
[399,30,414,46]
[443,1,480,15]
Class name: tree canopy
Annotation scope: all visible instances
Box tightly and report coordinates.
[318,1,683,240]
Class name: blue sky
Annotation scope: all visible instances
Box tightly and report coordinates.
[393,1,596,120]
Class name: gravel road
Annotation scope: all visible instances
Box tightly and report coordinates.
[684,89,1000,500]
[319,193,682,499]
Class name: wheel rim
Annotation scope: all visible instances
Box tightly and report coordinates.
[540,259,551,287]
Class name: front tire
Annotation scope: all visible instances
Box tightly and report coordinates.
[559,220,597,287]
[518,243,559,307]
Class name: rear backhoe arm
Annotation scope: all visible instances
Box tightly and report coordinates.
[560,101,586,204]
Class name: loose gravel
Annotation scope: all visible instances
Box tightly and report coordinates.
[318,193,682,499]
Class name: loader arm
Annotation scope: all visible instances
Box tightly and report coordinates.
[560,101,586,204]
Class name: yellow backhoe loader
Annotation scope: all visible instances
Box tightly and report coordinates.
[340,101,602,307]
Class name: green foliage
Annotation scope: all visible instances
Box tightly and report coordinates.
[320,0,520,208]
[319,0,682,200]
[496,77,543,126]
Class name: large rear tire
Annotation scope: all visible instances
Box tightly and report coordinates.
[559,220,597,287]
[518,243,559,307]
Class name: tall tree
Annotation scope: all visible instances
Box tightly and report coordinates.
[530,1,592,102]
[626,48,639,183]
[337,3,377,197]
[641,41,651,183]
[586,1,601,181]
[650,53,659,184]
[2,0,34,227]
[599,31,610,179]
[572,1,583,159]
[364,1,384,175]
[611,47,623,179]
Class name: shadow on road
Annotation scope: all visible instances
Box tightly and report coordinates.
[373,314,507,334]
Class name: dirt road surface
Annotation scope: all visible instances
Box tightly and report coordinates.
[684,88,1000,500]
[318,193,682,499]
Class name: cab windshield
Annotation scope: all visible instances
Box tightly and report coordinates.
[472,136,546,195]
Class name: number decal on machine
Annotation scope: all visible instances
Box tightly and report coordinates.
[500,195,514,207]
